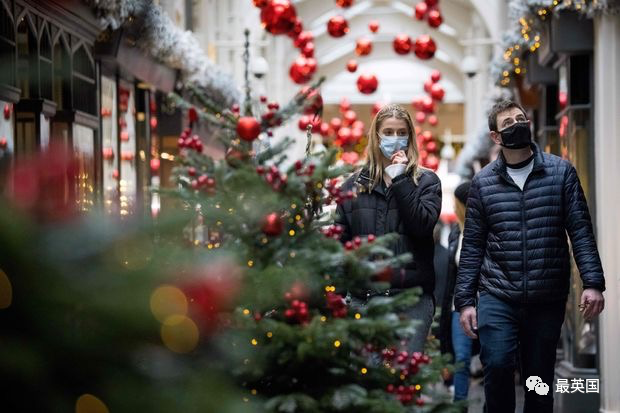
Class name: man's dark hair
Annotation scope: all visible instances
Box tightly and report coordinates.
[487,100,527,132]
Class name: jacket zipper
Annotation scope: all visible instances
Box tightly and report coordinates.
[521,191,528,304]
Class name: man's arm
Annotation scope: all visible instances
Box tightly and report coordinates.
[563,164,605,292]
[454,178,488,311]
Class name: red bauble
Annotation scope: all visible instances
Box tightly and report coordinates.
[430,69,442,83]
[372,101,385,116]
[421,96,435,113]
[430,83,445,101]
[425,154,439,171]
[298,115,321,132]
[330,117,343,132]
[427,9,443,28]
[414,35,437,60]
[289,56,316,84]
[351,127,363,142]
[393,34,412,55]
[352,120,364,131]
[558,91,568,109]
[0,137,7,149]
[357,73,378,94]
[301,86,323,115]
[298,115,311,131]
[412,96,423,111]
[424,79,434,94]
[150,158,160,172]
[188,107,198,123]
[422,130,433,143]
[355,37,373,56]
[294,31,314,48]
[336,0,354,7]
[428,114,438,126]
[327,15,349,38]
[415,111,426,124]
[368,20,380,33]
[3,104,11,120]
[414,2,428,20]
[288,17,303,38]
[425,0,439,6]
[343,110,357,126]
[260,0,297,35]
[262,212,283,236]
[150,117,158,129]
[346,59,358,73]
[425,140,438,153]
[337,127,353,144]
[301,42,315,58]
[339,97,352,113]
[341,151,360,165]
[319,122,330,136]
[236,116,261,141]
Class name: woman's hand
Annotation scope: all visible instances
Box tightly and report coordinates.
[391,150,408,165]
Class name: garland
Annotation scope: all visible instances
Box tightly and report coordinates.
[84,0,240,106]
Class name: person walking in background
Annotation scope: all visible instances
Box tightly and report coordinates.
[335,103,442,353]
[439,181,477,412]
[455,100,606,413]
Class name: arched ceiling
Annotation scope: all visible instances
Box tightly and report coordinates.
[291,0,491,105]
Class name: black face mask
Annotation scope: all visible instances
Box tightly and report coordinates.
[498,122,531,149]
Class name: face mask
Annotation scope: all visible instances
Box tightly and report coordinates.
[499,122,531,149]
[379,135,409,158]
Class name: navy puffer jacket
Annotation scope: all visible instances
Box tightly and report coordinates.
[335,167,442,297]
[454,143,605,311]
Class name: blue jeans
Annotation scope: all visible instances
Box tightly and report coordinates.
[478,291,566,413]
[451,311,473,401]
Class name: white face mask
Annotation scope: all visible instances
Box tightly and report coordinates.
[378,134,409,158]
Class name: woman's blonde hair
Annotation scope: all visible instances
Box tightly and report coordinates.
[454,197,466,231]
[365,104,423,189]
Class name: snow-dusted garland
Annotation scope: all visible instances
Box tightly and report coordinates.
[490,0,620,87]
[84,0,240,106]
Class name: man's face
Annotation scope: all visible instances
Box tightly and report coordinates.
[490,107,529,145]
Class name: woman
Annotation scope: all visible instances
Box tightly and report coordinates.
[335,104,442,353]
[439,181,476,410]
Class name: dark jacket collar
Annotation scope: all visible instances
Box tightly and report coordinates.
[355,166,388,196]
[494,142,546,180]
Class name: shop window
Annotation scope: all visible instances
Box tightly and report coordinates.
[119,80,137,217]
[16,15,36,98]
[72,46,96,115]
[0,2,16,87]
[73,124,95,212]
[101,75,118,215]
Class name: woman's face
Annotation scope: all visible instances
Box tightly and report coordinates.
[378,117,408,138]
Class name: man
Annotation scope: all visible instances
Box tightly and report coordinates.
[454,100,605,413]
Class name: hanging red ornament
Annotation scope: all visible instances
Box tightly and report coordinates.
[368,20,380,33]
[421,96,435,113]
[424,0,439,7]
[260,0,297,35]
[414,2,428,20]
[0,137,7,149]
[344,110,357,126]
[298,115,310,131]
[341,151,359,165]
[425,153,439,171]
[357,73,378,94]
[414,35,436,60]
[351,127,363,143]
[430,69,442,83]
[393,34,412,55]
[301,41,315,58]
[301,86,323,115]
[188,107,198,123]
[346,59,358,73]
[150,117,158,129]
[558,91,568,109]
[425,140,438,153]
[150,158,160,172]
[336,0,354,7]
[236,116,261,141]
[424,79,434,94]
[430,83,445,101]
[3,104,11,120]
[327,15,349,38]
[372,101,385,116]
[253,0,269,7]
[352,120,364,131]
[337,127,352,144]
[427,9,443,28]
[289,56,315,84]
[415,111,426,124]
[288,17,303,38]
[330,117,343,132]
[355,37,373,56]
[428,114,438,126]
[319,122,330,136]
[412,97,423,111]
[422,130,433,143]
[262,212,283,236]
[294,31,314,48]
[339,97,352,113]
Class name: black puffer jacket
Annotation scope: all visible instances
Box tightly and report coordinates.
[335,167,442,297]
[454,144,605,311]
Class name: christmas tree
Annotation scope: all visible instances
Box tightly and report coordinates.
[0,45,461,413]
